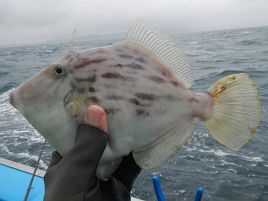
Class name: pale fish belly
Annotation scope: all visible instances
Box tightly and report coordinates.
[68,43,195,177]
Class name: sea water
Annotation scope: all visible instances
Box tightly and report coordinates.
[0,26,267,201]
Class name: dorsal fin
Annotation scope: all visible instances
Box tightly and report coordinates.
[126,19,193,88]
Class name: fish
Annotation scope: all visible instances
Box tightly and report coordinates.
[9,20,262,179]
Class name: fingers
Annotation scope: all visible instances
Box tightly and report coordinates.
[47,151,62,169]
[112,153,141,191]
[84,105,108,133]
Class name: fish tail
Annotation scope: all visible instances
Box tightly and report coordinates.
[204,73,262,151]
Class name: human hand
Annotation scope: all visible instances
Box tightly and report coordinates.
[44,105,141,201]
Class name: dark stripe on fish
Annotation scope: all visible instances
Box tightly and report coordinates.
[104,108,120,114]
[135,57,147,63]
[125,63,144,70]
[119,54,133,59]
[160,68,173,78]
[106,95,124,100]
[136,93,156,101]
[112,63,144,70]
[88,86,95,92]
[74,58,106,69]
[136,109,149,116]
[74,74,96,83]
[114,64,124,68]
[148,76,166,83]
[102,72,125,79]
[128,98,149,106]
[170,80,185,89]
[101,72,135,81]
[129,98,141,106]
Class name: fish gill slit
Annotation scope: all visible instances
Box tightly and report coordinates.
[63,89,74,106]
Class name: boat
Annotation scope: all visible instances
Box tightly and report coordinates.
[0,157,143,201]
[0,157,203,201]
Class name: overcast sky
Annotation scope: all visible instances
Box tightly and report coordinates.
[0,0,267,46]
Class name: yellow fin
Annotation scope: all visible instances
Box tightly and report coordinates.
[126,19,193,88]
[66,93,87,117]
[205,73,262,151]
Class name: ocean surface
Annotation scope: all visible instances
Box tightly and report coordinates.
[0,26,267,201]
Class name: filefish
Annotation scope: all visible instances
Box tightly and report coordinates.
[9,20,262,179]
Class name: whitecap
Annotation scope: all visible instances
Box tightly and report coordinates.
[241,156,263,162]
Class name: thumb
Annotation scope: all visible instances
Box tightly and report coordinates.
[84,105,108,132]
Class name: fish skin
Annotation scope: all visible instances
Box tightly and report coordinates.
[9,42,208,179]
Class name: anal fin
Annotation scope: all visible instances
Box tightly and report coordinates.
[133,120,195,169]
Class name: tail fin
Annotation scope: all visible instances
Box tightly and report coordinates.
[204,73,262,151]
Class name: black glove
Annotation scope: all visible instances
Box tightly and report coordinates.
[44,125,141,201]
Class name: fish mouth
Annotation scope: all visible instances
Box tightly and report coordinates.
[8,90,16,108]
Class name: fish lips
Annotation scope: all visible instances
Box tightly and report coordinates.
[8,90,17,108]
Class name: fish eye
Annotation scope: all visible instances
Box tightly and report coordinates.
[55,67,63,74]
[54,64,67,77]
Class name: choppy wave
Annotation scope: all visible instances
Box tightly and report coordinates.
[0,92,51,170]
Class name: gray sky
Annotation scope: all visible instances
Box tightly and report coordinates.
[0,0,267,46]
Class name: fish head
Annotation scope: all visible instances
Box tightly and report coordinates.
[8,50,86,155]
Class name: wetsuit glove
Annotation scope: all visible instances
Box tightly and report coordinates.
[44,124,141,201]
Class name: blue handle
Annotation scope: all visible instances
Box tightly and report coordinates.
[194,187,204,201]
[152,175,166,201]
[152,175,204,201]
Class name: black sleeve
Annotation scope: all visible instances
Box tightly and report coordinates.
[43,125,108,201]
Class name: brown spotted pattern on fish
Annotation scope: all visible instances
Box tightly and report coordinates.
[67,43,185,122]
